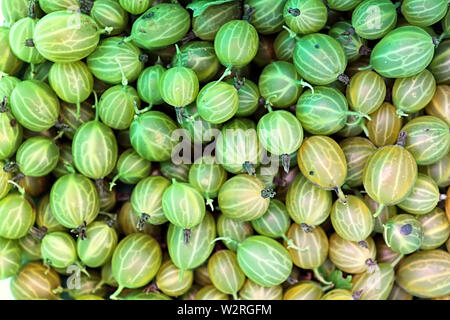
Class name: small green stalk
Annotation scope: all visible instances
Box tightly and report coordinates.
[8,180,25,196]
[211,236,240,248]
[100,27,114,35]
[281,235,307,251]
[53,130,65,141]
[264,94,277,111]
[396,109,409,117]
[295,80,314,93]
[91,90,99,122]
[64,163,77,174]
[52,286,64,295]
[75,261,90,278]
[282,25,299,41]
[346,111,371,121]
[390,253,404,268]
[109,174,120,191]
[134,101,152,118]
[114,57,129,88]
[206,198,214,211]
[92,280,105,294]
[175,44,183,68]
[373,203,386,218]
[110,285,125,300]
[179,269,185,282]
[333,186,347,204]
[360,119,370,137]
[313,268,334,287]
[383,223,392,247]
[358,64,373,71]
[209,67,232,91]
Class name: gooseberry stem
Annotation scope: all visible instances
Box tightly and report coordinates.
[313,268,334,287]
[109,174,120,191]
[433,31,448,47]
[390,253,404,268]
[76,261,90,278]
[101,27,114,35]
[321,284,334,291]
[53,130,65,141]
[346,111,371,121]
[120,35,134,45]
[334,186,347,204]
[383,224,391,247]
[209,67,232,92]
[264,94,277,111]
[92,280,105,294]
[7,180,25,195]
[93,90,99,122]
[359,119,370,137]
[373,203,386,218]
[295,80,314,93]
[211,236,240,248]
[52,286,64,295]
[358,64,373,71]
[206,198,214,211]
[175,44,183,68]
[134,101,152,117]
[64,163,76,174]
[282,25,299,41]
[110,285,124,300]
[282,235,307,251]
[396,109,409,117]
[114,57,128,87]
[179,269,185,282]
